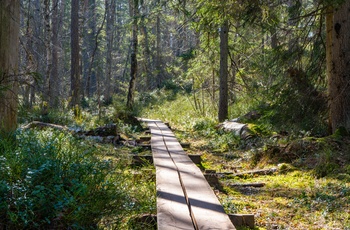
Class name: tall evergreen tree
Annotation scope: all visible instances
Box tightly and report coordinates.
[0,0,20,133]
[70,0,81,107]
[327,0,350,133]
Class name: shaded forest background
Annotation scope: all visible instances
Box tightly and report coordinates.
[17,0,334,135]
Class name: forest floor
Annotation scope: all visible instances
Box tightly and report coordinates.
[173,129,350,230]
[16,117,349,229]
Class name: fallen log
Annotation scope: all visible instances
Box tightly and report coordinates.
[217,120,253,138]
[23,121,118,136]
[217,168,277,177]
[22,121,69,131]
[229,182,265,187]
[22,121,124,145]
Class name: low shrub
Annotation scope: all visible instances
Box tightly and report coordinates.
[0,129,126,229]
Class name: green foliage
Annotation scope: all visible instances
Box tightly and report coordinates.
[314,149,341,178]
[193,118,217,134]
[0,129,126,229]
[192,118,242,152]
[112,95,143,133]
[247,123,272,137]
[333,127,349,138]
[140,90,214,130]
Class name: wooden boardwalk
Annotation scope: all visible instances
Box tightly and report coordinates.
[141,119,235,230]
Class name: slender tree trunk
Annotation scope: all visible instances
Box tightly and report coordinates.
[105,0,116,102]
[113,2,123,93]
[126,0,138,109]
[82,0,89,98]
[327,0,350,133]
[50,0,60,107]
[140,1,152,89]
[44,0,52,109]
[83,0,97,98]
[155,1,161,88]
[218,20,229,122]
[24,0,35,109]
[70,0,81,107]
[0,0,20,133]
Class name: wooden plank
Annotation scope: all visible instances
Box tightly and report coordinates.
[229,214,255,228]
[148,121,194,230]
[145,119,235,230]
[155,122,236,230]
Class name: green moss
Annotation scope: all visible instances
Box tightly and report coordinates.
[247,123,271,136]
[333,126,349,138]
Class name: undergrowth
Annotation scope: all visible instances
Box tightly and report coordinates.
[0,129,126,228]
[2,98,156,229]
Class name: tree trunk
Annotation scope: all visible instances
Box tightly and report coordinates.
[70,0,81,107]
[218,20,229,122]
[50,0,60,108]
[83,0,97,98]
[140,1,152,89]
[105,0,116,102]
[328,0,350,133]
[23,0,36,109]
[155,12,161,88]
[0,0,20,133]
[126,0,138,109]
[44,0,52,110]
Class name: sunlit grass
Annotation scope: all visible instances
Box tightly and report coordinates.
[141,93,213,131]
[218,170,350,229]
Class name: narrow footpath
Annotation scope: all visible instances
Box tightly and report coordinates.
[141,118,235,230]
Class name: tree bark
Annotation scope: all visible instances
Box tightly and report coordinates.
[328,0,350,133]
[83,0,97,98]
[23,0,36,109]
[155,9,162,88]
[44,0,52,108]
[70,0,81,107]
[140,1,152,89]
[105,0,116,102]
[0,0,20,133]
[126,0,139,109]
[218,20,229,122]
[50,0,60,108]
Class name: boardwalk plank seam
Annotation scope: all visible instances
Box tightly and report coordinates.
[142,119,236,230]
[154,121,199,229]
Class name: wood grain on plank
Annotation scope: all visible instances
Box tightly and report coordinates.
[147,120,236,230]
[149,121,194,229]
